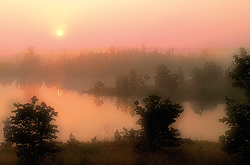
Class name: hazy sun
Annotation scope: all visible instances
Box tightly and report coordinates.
[57,30,63,36]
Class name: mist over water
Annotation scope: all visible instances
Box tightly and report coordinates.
[174,103,228,141]
[1,47,249,143]
[0,81,228,142]
[0,82,140,142]
[0,2,249,164]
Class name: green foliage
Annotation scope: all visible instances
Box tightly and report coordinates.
[219,48,250,164]
[3,96,59,164]
[134,95,183,152]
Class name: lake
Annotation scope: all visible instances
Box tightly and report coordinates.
[0,81,228,142]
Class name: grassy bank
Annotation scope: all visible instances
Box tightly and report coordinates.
[0,139,238,165]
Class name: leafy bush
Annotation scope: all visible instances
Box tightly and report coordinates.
[134,95,183,152]
[3,96,60,164]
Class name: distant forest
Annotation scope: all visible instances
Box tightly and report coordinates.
[0,46,249,114]
[0,46,241,81]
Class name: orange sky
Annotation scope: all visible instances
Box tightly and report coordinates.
[0,0,249,50]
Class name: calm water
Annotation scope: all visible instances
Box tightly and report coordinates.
[0,81,228,142]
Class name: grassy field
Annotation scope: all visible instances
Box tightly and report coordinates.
[0,139,238,165]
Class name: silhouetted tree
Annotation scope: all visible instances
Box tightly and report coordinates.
[219,98,250,163]
[229,48,250,99]
[134,95,183,152]
[219,48,250,164]
[3,96,59,164]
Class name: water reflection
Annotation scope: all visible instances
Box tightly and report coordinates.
[16,77,43,100]
[189,100,218,115]
[0,81,228,142]
[115,97,135,116]
[0,83,139,142]
[174,102,228,141]
[93,96,104,107]
[0,76,15,87]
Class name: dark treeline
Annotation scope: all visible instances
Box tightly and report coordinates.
[0,46,248,114]
[0,46,237,82]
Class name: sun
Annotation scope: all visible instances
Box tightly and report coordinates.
[57,30,63,36]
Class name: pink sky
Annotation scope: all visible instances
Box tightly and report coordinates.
[0,0,249,50]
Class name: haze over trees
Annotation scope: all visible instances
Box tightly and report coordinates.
[190,61,223,85]
[0,47,249,164]
[0,46,236,82]
[0,46,247,114]
[115,69,149,95]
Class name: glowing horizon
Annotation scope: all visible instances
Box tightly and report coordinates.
[0,0,249,50]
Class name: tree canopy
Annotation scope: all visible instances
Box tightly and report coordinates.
[134,95,183,152]
[3,96,59,164]
[229,48,250,100]
[219,48,250,164]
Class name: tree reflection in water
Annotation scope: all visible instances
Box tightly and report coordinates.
[94,96,104,107]
[16,77,43,100]
[115,97,135,116]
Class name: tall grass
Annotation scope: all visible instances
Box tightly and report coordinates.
[0,139,238,165]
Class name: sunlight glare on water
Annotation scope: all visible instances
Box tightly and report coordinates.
[0,83,228,142]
